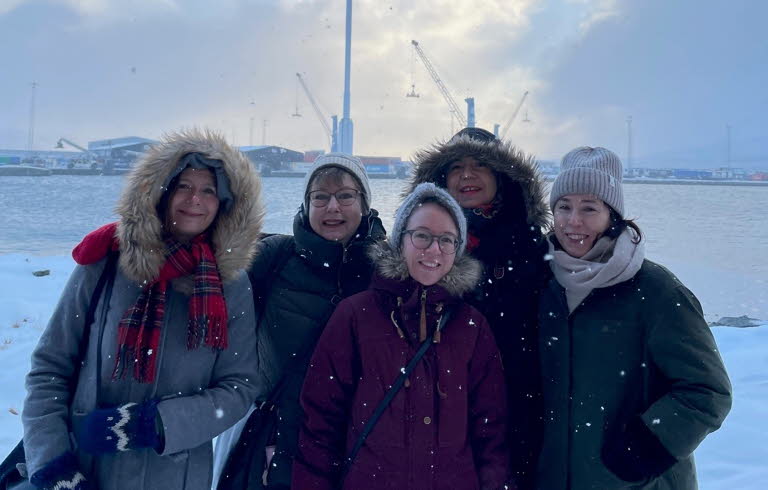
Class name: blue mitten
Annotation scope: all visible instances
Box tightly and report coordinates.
[30,452,91,490]
[75,399,161,454]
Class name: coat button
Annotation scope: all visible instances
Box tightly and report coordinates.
[423,416,432,425]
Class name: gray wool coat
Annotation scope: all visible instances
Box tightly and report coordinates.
[22,129,266,490]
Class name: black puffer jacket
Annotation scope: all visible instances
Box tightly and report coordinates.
[248,207,386,488]
[409,134,551,488]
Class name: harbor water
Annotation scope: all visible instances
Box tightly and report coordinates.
[1,175,766,319]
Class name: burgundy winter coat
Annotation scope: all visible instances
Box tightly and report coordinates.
[292,241,511,490]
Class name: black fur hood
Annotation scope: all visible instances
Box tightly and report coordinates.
[407,133,550,229]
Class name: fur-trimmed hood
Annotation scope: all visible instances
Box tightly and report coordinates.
[367,239,481,297]
[115,128,264,284]
[407,134,550,229]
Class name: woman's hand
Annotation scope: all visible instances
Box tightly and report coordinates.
[601,416,677,483]
[74,399,162,454]
[30,452,91,490]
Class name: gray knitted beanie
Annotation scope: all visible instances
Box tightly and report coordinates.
[390,182,468,258]
[303,152,371,212]
[550,146,625,217]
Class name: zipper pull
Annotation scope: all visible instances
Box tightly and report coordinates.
[419,288,427,342]
[342,246,350,264]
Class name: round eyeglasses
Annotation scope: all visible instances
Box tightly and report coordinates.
[308,188,361,207]
[402,229,461,255]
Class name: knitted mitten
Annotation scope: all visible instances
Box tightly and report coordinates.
[75,399,161,454]
[601,416,677,483]
[30,452,90,490]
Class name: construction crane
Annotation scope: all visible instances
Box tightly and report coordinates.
[56,137,101,168]
[295,73,337,151]
[499,91,529,140]
[55,137,92,154]
[411,40,468,128]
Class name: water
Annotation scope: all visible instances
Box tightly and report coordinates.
[1,175,766,317]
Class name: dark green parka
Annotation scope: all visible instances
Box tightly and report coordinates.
[538,259,731,489]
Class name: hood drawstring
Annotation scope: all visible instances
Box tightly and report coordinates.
[434,301,446,397]
[432,302,444,344]
[419,289,428,342]
[390,297,405,339]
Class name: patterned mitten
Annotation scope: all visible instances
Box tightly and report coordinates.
[75,399,161,454]
[30,452,90,490]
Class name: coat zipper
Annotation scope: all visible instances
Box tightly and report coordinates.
[335,245,351,301]
[419,288,428,342]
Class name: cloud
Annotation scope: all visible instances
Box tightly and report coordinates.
[1,0,765,167]
[0,0,24,15]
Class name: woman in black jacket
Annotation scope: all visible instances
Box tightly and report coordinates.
[409,127,550,488]
[538,146,732,489]
[214,153,386,490]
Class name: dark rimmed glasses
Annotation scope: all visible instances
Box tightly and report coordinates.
[308,188,361,207]
[402,229,461,254]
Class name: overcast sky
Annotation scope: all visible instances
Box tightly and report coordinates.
[1,0,766,167]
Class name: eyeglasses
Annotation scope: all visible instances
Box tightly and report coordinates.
[308,188,361,207]
[402,229,461,255]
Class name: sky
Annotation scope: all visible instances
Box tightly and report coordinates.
[1,0,766,167]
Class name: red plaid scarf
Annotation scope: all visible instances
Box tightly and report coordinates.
[73,222,228,384]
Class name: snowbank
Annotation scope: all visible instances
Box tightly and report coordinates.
[0,254,765,488]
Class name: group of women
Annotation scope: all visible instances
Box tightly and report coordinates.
[20,126,732,490]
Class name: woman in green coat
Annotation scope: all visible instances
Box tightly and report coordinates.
[537,146,732,489]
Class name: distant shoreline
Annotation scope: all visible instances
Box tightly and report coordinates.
[542,176,768,188]
[2,168,767,188]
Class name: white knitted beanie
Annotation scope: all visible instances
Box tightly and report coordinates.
[550,146,625,217]
[303,152,372,211]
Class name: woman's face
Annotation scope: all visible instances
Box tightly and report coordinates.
[402,203,458,286]
[445,156,498,208]
[553,194,611,258]
[307,172,363,246]
[166,168,220,242]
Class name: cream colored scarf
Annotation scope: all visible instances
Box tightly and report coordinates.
[547,228,646,314]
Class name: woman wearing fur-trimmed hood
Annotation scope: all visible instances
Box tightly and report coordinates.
[293,183,512,490]
[22,129,265,490]
[409,127,550,488]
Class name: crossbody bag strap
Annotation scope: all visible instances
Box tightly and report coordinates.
[340,304,456,481]
[87,251,119,404]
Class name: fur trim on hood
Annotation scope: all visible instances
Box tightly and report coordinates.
[367,239,482,297]
[115,128,264,284]
[407,134,550,229]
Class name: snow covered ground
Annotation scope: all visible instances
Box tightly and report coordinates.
[1,253,765,487]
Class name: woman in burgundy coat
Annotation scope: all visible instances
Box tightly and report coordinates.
[292,183,512,490]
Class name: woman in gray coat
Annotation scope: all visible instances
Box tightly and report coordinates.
[22,129,265,490]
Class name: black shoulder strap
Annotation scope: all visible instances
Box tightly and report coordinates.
[81,253,118,348]
[83,252,119,400]
[340,304,456,481]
